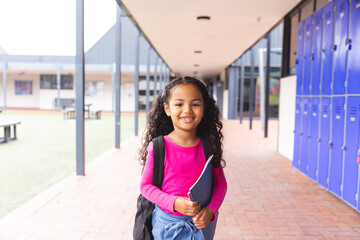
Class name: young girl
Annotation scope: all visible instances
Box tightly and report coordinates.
[139,76,227,239]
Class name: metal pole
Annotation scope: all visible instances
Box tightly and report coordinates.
[249,48,254,130]
[111,63,115,113]
[240,57,245,124]
[56,63,61,112]
[159,60,163,91]
[167,68,170,84]
[153,55,158,98]
[115,4,122,148]
[2,62,7,111]
[258,48,265,130]
[160,62,164,91]
[228,67,236,119]
[75,0,85,176]
[145,46,151,124]
[235,65,240,119]
[134,30,140,136]
[265,35,271,138]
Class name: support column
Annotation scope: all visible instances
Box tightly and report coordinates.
[240,57,245,124]
[56,63,61,112]
[2,62,7,111]
[249,48,255,130]
[265,34,271,138]
[134,30,140,136]
[75,0,85,176]
[153,55,158,97]
[111,63,115,113]
[235,65,240,119]
[228,67,236,119]
[258,48,265,130]
[115,4,122,148]
[145,46,151,124]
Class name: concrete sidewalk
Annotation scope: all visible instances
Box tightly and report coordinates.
[0,120,359,239]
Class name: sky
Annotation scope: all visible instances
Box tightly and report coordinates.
[0,0,116,56]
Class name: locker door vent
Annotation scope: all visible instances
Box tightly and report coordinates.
[335,106,343,114]
[349,107,357,116]
[315,19,320,26]
[339,2,346,12]
[312,105,318,112]
[322,105,328,114]
[325,11,332,21]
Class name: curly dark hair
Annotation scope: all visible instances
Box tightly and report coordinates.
[139,76,225,168]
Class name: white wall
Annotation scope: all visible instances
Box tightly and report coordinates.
[223,90,228,120]
[277,75,296,160]
[0,70,138,112]
[0,73,40,109]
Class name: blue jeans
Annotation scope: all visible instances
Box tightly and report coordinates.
[152,205,204,240]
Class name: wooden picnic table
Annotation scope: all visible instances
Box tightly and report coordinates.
[0,121,21,144]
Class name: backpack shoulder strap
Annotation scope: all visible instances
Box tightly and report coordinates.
[152,136,165,189]
[199,136,212,159]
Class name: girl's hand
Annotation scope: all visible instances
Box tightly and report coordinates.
[174,197,200,216]
[192,208,214,229]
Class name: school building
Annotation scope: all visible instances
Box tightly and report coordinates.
[1,0,360,215]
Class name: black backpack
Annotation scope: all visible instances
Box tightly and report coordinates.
[133,136,212,240]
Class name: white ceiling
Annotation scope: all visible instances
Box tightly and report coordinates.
[120,0,301,78]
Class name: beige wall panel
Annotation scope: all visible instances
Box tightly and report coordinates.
[5,73,40,109]
[277,75,296,160]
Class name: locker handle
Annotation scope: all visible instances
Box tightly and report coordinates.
[332,45,337,51]
[317,138,321,142]
[311,53,314,61]
[346,39,352,51]
[300,132,303,136]
[341,145,346,151]
[328,142,332,149]
[308,135,311,139]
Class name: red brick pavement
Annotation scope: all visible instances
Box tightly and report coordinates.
[0,120,359,239]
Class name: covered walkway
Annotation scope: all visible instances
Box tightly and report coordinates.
[0,120,359,239]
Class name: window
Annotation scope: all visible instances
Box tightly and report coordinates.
[40,74,73,89]
[85,81,105,97]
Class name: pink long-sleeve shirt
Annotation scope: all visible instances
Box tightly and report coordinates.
[140,136,227,219]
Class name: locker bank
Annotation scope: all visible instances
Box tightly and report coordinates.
[293,0,360,211]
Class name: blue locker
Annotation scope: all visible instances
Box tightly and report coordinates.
[329,96,345,197]
[300,97,310,173]
[296,21,304,95]
[293,97,302,169]
[332,0,349,95]
[342,97,360,207]
[347,0,360,94]
[311,9,323,95]
[303,16,313,96]
[318,97,331,187]
[321,1,335,95]
[307,97,320,180]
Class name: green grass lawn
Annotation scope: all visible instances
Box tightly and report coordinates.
[0,110,146,219]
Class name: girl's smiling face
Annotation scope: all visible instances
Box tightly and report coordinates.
[163,83,204,135]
